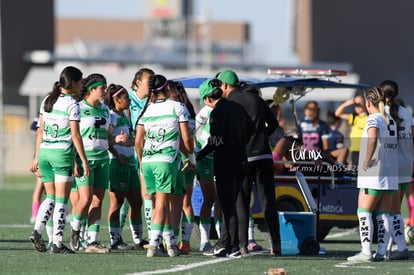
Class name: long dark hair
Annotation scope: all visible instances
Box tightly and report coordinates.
[44,66,82,113]
[135,74,168,127]
[380,80,400,129]
[104,83,127,110]
[74,73,106,102]
[131,68,155,91]
[170,81,196,118]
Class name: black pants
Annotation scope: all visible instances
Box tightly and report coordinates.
[214,162,246,252]
[236,158,281,249]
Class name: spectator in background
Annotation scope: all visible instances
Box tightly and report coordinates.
[326,111,345,151]
[299,101,347,165]
[335,95,368,166]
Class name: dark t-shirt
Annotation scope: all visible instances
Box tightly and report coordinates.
[197,98,250,164]
[227,88,278,158]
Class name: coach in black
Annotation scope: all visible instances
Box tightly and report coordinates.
[196,79,252,258]
[216,70,281,255]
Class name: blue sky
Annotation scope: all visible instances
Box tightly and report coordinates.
[55,0,297,65]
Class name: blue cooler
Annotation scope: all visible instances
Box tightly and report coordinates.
[279,211,319,255]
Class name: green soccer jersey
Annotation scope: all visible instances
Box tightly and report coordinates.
[195,105,213,159]
[109,110,136,166]
[79,99,110,160]
[39,93,80,153]
[138,99,188,163]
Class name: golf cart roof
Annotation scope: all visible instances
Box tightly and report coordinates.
[175,76,370,90]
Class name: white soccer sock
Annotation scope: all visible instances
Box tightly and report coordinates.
[162,228,175,247]
[181,216,194,243]
[199,219,211,245]
[215,219,221,239]
[248,215,255,241]
[34,197,55,234]
[389,214,407,252]
[357,211,373,255]
[109,226,121,245]
[130,223,143,245]
[376,213,391,256]
[87,220,101,244]
[46,219,53,244]
[144,199,152,238]
[52,202,67,246]
[149,228,162,247]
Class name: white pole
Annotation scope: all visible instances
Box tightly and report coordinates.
[0,1,4,189]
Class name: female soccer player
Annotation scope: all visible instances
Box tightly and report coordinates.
[135,74,195,257]
[29,66,90,254]
[347,87,398,262]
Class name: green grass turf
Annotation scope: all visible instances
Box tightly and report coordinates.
[1,178,414,274]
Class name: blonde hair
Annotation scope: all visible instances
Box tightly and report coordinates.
[366,87,389,124]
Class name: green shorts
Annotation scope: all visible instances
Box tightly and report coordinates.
[197,158,214,180]
[38,147,74,183]
[74,159,109,189]
[142,160,179,195]
[184,168,197,185]
[359,188,395,196]
[108,158,140,192]
[399,182,411,192]
[173,169,186,195]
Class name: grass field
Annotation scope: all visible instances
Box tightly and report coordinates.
[1,176,414,275]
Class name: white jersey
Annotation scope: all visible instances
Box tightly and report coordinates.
[39,93,80,151]
[138,99,188,163]
[396,106,414,183]
[357,113,398,190]
[109,110,136,166]
[79,100,110,160]
[195,105,213,159]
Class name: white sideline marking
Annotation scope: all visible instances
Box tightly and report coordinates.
[0,224,31,228]
[126,251,267,275]
[324,228,357,240]
[335,262,375,269]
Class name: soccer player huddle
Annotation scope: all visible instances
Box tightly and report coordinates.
[28,66,414,262]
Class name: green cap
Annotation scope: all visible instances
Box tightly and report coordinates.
[216,69,239,86]
[199,79,215,105]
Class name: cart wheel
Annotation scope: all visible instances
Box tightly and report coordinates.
[300,238,320,255]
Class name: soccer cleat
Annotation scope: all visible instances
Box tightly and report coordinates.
[177,241,191,254]
[111,237,132,250]
[373,253,387,262]
[199,242,213,252]
[203,243,227,257]
[347,251,372,262]
[389,249,410,260]
[50,243,75,254]
[247,240,263,252]
[133,239,149,250]
[85,242,110,253]
[146,245,167,257]
[29,230,47,253]
[167,245,182,257]
[69,230,80,251]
